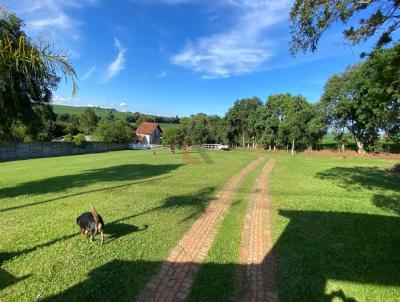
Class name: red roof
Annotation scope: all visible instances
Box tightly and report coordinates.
[136,122,162,134]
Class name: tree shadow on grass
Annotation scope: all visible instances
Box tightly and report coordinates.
[315,166,399,192]
[315,166,400,215]
[274,210,400,301]
[0,176,171,214]
[39,259,161,302]
[0,163,182,200]
[22,210,399,301]
[1,187,215,293]
[108,187,216,224]
[0,268,30,291]
[0,220,150,268]
[197,149,215,164]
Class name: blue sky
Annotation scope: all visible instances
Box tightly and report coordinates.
[4,0,374,117]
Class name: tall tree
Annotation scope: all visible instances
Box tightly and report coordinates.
[262,94,286,150]
[207,115,228,144]
[186,113,209,145]
[0,7,77,140]
[162,126,184,146]
[226,97,262,147]
[79,107,98,135]
[290,0,400,55]
[321,44,400,153]
[261,93,320,153]
[321,65,376,153]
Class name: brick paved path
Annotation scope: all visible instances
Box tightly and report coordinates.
[136,157,263,302]
[236,158,278,302]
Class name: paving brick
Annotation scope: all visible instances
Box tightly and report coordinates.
[236,159,278,302]
[136,157,263,302]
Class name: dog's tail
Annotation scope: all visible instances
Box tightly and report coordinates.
[91,205,100,224]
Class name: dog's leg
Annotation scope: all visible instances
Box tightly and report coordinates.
[100,231,104,245]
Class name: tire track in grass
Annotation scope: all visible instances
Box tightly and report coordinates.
[136,157,264,302]
[236,158,277,302]
[187,159,267,302]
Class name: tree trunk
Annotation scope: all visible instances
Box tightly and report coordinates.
[291,139,295,156]
[354,135,365,155]
[356,139,365,155]
[341,142,345,153]
[242,131,245,147]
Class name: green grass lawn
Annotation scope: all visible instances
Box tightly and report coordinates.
[0,149,258,302]
[269,152,400,301]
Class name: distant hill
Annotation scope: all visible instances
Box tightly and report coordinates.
[52,104,133,119]
[51,105,181,130]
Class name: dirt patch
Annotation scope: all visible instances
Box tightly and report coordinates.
[295,150,400,161]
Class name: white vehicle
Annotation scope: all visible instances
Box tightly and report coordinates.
[217,144,229,150]
[129,143,150,150]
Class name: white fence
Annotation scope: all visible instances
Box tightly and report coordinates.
[200,144,229,150]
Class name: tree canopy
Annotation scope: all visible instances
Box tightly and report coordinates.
[320,43,400,153]
[0,6,77,140]
[290,0,400,55]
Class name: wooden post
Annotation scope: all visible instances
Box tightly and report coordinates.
[291,139,295,156]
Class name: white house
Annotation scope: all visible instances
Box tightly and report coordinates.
[135,122,163,145]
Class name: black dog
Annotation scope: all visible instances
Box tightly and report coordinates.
[76,206,105,244]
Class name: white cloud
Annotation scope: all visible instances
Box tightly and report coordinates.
[81,65,96,80]
[52,95,80,106]
[171,0,292,78]
[120,102,126,107]
[3,0,98,55]
[105,37,127,80]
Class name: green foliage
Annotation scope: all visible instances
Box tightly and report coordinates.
[79,107,98,135]
[225,97,263,146]
[179,114,228,145]
[186,113,210,144]
[63,133,73,142]
[64,115,80,135]
[162,126,184,146]
[290,0,400,55]
[105,110,116,121]
[0,7,77,140]
[94,119,133,143]
[321,44,400,153]
[73,133,86,147]
[10,121,32,142]
[261,93,326,150]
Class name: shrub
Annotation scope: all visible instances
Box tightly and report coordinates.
[73,133,87,147]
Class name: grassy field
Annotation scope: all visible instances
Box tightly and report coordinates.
[269,152,400,301]
[52,104,132,119]
[0,149,258,302]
